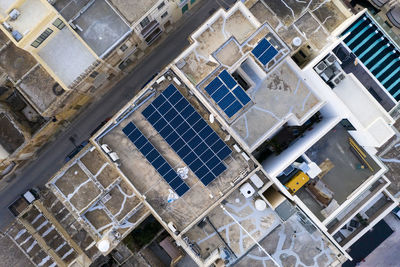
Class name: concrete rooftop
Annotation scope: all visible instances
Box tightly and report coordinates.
[48,146,147,243]
[109,0,159,24]
[37,27,96,87]
[72,0,130,56]
[100,69,254,231]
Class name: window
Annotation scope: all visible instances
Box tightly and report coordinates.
[31,28,53,48]
[157,1,165,10]
[140,17,150,28]
[52,18,65,30]
[90,71,99,78]
[120,44,128,52]
[161,12,168,19]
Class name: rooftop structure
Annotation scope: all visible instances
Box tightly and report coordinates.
[7,1,400,266]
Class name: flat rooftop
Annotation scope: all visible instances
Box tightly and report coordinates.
[230,59,322,151]
[0,42,37,82]
[108,0,159,24]
[53,0,91,21]
[72,0,130,56]
[184,186,281,260]
[175,4,323,151]
[100,69,254,231]
[17,65,60,114]
[301,124,380,219]
[6,0,51,40]
[48,146,147,241]
[37,27,96,87]
[235,211,340,266]
[0,113,24,154]
[249,0,349,59]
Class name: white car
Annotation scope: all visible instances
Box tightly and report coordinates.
[101,144,112,154]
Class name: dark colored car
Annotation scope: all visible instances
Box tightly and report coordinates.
[65,140,89,162]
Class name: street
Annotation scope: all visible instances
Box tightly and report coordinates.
[0,0,236,231]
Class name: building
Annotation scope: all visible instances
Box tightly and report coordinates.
[4,1,400,266]
[0,0,203,178]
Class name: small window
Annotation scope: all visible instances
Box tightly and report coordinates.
[140,17,150,28]
[52,18,65,30]
[90,71,99,78]
[161,12,168,19]
[31,28,53,48]
[120,44,128,52]
[157,1,165,10]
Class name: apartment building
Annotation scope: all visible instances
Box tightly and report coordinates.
[4,1,400,266]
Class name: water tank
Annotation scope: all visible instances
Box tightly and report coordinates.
[98,240,110,253]
[255,199,267,211]
[292,37,302,47]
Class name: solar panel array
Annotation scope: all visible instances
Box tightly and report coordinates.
[204,70,251,118]
[122,121,189,196]
[252,38,278,65]
[142,84,232,186]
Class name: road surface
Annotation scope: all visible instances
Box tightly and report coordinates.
[0,0,236,231]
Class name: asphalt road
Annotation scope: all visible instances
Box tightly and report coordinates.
[0,0,236,231]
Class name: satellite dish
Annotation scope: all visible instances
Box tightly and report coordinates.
[98,240,110,252]
[292,37,302,47]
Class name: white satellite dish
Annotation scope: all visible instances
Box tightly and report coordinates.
[98,240,110,252]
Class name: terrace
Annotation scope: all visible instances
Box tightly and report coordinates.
[99,69,253,231]
[294,123,381,221]
[48,146,147,246]
[70,0,130,56]
[37,27,97,87]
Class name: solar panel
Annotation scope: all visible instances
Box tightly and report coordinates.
[252,38,278,66]
[122,121,189,197]
[142,84,232,186]
[203,70,251,118]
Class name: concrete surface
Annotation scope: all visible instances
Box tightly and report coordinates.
[101,72,251,231]
[0,113,25,154]
[0,234,34,267]
[235,211,340,267]
[0,0,236,234]
[360,213,400,267]
[306,124,379,205]
[38,27,96,86]
[73,0,130,56]
[18,65,59,113]
[110,0,159,24]
[232,60,321,149]
[185,189,280,259]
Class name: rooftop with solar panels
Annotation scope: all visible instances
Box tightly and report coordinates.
[99,68,255,231]
[174,3,324,152]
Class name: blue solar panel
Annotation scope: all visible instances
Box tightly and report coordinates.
[225,101,243,118]
[204,71,251,118]
[219,70,237,89]
[252,38,271,58]
[205,78,222,95]
[233,86,251,105]
[259,46,278,65]
[122,122,189,197]
[252,38,278,66]
[142,84,231,186]
[218,93,236,110]
[212,85,229,102]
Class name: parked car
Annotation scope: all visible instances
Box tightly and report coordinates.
[65,140,89,162]
[101,144,112,154]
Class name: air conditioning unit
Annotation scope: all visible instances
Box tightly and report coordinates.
[314,61,327,74]
[331,73,346,87]
[9,9,20,21]
[324,54,336,65]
